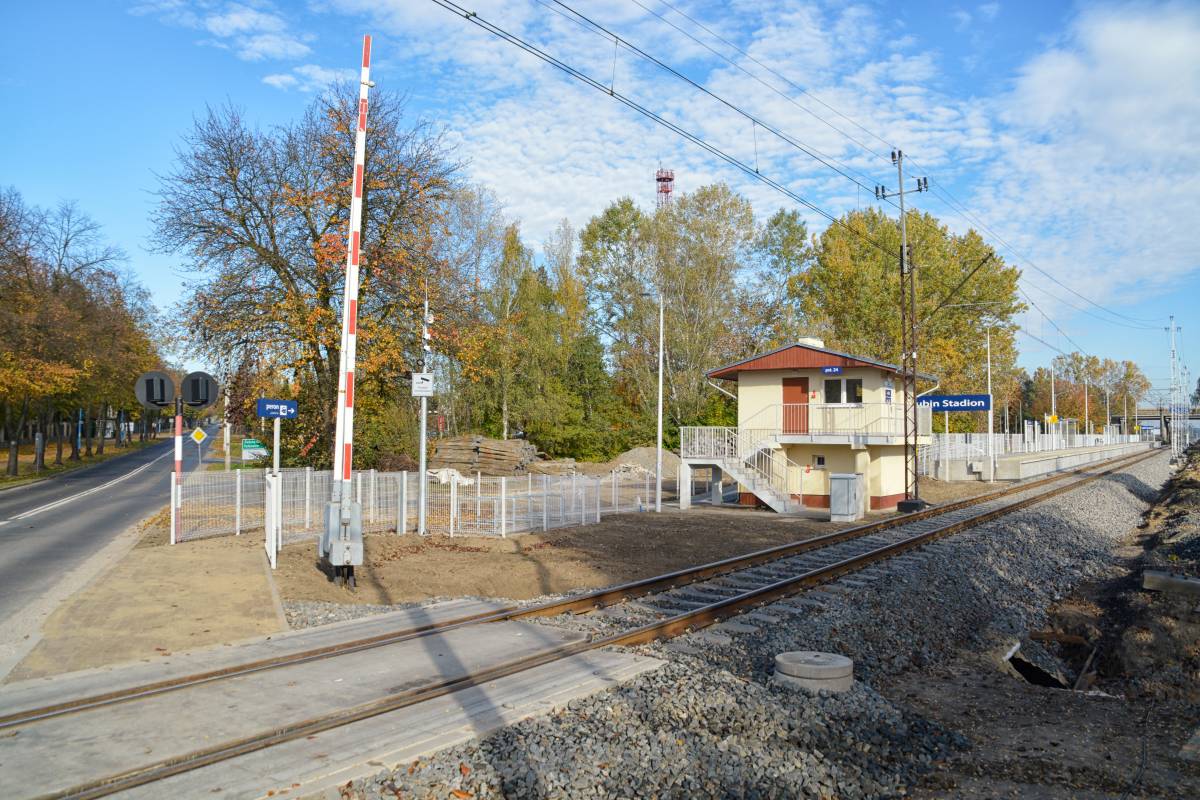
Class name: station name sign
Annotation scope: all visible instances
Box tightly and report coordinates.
[820,366,843,375]
[917,394,992,412]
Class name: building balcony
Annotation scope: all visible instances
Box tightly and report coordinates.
[681,403,931,460]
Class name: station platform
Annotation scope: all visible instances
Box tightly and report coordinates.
[930,440,1157,482]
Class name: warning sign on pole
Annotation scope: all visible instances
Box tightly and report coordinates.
[412,372,434,397]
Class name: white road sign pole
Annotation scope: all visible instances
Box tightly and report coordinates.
[273,417,281,477]
[224,386,231,472]
[173,398,183,546]
[417,295,431,537]
[331,35,372,523]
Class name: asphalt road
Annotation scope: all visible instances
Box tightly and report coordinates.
[0,431,215,623]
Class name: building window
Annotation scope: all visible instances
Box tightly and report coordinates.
[814,455,826,468]
[845,378,863,403]
[823,379,842,403]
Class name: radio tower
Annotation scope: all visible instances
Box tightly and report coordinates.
[655,168,674,208]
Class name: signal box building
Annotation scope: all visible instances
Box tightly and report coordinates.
[679,338,933,515]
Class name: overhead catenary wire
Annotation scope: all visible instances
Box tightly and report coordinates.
[442,0,1151,368]
[921,180,1168,328]
[537,0,890,201]
[1019,288,1089,356]
[635,0,1167,330]
[640,0,896,163]
[428,0,897,259]
[621,0,893,192]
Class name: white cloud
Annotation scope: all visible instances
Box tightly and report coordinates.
[970,3,1200,317]
[261,72,298,89]
[135,1,312,61]
[137,0,1200,343]
[263,63,356,92]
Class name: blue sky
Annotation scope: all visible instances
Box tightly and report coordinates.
[2,1,1197,399]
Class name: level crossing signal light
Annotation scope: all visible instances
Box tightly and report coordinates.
[134,369,221,545]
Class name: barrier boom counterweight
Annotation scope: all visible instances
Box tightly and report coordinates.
[321,34,373,588]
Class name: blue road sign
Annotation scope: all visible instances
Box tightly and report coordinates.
[917,394,992,412]
[821,366,843,375]
[256,399,299,419]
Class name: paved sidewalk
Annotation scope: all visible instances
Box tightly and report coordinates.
[7,533,284,680]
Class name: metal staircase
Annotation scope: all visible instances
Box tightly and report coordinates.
[681,427,803,513]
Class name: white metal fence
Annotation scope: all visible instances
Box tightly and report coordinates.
[174,467,673,544]
[917,425,1155,476]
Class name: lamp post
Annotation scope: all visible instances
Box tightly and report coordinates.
[986,326,994,482]
[639,289,665,513]
[656,290,663,513]
[1084,378,1089,436]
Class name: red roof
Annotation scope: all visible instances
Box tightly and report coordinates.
[709,342,936,381]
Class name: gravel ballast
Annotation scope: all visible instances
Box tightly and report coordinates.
[319,452,1173,800]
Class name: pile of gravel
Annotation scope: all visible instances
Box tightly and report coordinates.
[315,453,1171,799]
[283,600,425,629]
[335,663,966,800]
[673,453,1171,686]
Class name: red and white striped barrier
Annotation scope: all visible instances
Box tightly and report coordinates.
[331,35,372,517]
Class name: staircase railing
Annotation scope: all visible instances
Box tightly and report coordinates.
[680,426,802,504]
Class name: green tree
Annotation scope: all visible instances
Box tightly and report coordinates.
[795,208,1023,429]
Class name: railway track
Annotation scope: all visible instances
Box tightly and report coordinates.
[2,446,1161,800]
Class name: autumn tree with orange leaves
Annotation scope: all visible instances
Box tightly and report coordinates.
[1,188,161,475]
[154,88,464,468]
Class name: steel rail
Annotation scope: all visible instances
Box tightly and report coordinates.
[0,447,1158,732]
[38,447,1162,800]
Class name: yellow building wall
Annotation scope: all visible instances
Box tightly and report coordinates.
[736,367,904,423]
[872,446,907,501]
[731,362,914,512]
[736,371,783,427]
[781,443,905,511]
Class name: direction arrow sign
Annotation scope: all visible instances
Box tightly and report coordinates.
[190,428,208,445]
[256,399,298,419]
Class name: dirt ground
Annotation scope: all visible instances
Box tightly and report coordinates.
[898,450,1200,798]
[7,514,284,681]
[268,477,994,605]
[896,652,1200,799]
[274,506,849,605]
[7,474,998,677]
[135,475,1000,612]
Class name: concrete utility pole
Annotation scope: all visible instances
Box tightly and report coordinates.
[1167,315,1182,457]
[875,152,928,511]
[1105,388,1110,439]
[1084,378,1089,435]
[1051,364,1057,418]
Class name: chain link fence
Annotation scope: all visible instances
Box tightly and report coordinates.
[175,467,675,543]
